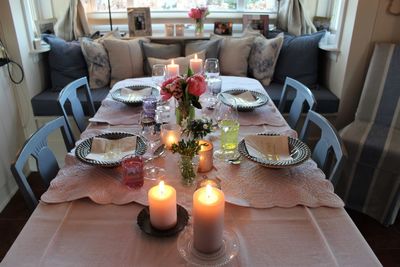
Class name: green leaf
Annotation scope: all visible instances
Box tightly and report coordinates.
[191,97,202,109]
[187,68,194,77]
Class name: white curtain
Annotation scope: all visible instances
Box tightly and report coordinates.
[54,0,90,40]
[277,0,317,36]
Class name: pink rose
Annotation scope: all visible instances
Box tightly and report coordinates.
[187,74,206,97]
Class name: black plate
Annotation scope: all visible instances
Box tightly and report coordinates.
[111,85,159,106]
[75,132,147,167]
[137,205,189,237]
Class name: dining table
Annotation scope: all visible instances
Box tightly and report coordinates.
[1,76,381,267]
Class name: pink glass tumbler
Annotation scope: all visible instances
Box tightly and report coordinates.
[122,155,144,189]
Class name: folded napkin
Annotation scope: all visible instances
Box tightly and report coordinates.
[120,87,152,100]
[222,91,256,106]
[244,135,292,161]
[86,136,137,161]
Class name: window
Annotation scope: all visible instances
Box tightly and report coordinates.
[82,0,277,12]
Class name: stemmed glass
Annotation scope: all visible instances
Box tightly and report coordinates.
[140,112,165,180]
[213,98,240,160]
[204,58,222,109]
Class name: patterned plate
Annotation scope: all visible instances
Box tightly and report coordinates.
[75,132,147,167]
[238,133,311,168]
[111,85,159,105]
[218,89,269,111]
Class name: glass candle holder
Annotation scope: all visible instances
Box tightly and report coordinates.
[121,155,144,189]
[165,23,174,37]
[175,24,184,36]
[143,96,158,118]
[160,124,181,150]
[198,140,213,173]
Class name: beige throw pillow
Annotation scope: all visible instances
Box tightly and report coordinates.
[248,33,284,86]
[211,35,255,76]
[147,51,206,76]
[103,38,149,86]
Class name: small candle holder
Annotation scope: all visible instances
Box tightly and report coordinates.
[160,124,181,150]
[165,23,174,37]
[175,24,184,36]
[197,140,213,173]
[196,176,221,190]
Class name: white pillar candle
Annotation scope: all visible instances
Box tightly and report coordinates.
[167,59,179,77]
[193,184,225,254]
[148,181,177,230]
[198,140,213,173]
[189,54,203,74]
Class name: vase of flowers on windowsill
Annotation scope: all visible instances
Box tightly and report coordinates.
[188,6,209,36]
[160,69,206,126]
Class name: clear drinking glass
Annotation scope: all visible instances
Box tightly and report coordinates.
[142,96,158,119]
[213,99,240,160]
[152,64,166,88]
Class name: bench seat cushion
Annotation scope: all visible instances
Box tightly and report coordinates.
[265,82,339,114]
[31,87,110,116]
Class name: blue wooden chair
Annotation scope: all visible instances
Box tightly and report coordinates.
[278,77,317,130]
[299,110,347,186]
[58,77,95,142]
[10,117,74,212]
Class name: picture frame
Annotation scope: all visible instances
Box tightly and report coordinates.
[127,7,152,37]
[242,15,269,37]
[36,18,57,34]
[213,22,233,36]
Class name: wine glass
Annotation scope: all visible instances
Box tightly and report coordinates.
[152,64,166,88]
[140,112,165,180]
[213,99,240,160]
[204,59,222,109]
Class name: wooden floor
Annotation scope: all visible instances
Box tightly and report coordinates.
[0,173,399,266]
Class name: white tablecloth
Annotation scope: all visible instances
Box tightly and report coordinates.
[1,77,381,267]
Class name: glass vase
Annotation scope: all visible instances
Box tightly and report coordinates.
[195,19,204,36]
[179,155,199,186]
[175,103,195,126]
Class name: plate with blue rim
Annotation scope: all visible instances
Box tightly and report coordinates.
[218,89,269,111]
[111,84,159,106]
[238,133,311,168]
[75,132,147,167]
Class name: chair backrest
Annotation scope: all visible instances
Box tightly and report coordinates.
[58,77,95,140]
[10,117,74,212]
[278,77,317,130]
[300,110,347,185]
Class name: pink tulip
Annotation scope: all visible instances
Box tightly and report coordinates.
[187,74,206,97]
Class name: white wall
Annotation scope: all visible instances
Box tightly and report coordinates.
[0,0,49,212]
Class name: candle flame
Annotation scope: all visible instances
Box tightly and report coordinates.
[194,53,198,60]
[206,184,212,199]
[171,59,175,65]
[159,181,165,195]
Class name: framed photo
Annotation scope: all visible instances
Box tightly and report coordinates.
[242,15,269,37]
[127,7,152,36]
[213,22,233,36]
[313,16,330,31]
[36,18,57,34]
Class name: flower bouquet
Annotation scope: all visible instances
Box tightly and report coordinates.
[188,6,209,35]
[161,69,206,126]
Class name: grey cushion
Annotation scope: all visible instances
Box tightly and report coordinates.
[140,41,182,75]
[31,87,109,116]
[185,39,221,58]
[273,31,325,88]
[42,34,88,91]
[265,82,339,114]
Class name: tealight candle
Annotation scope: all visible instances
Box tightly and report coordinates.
[189,54,203,74]
[161,124,181,150]
[148,181,177,230]
[193,184,225,253]
[167,59,179,77]
[198,140,213,172]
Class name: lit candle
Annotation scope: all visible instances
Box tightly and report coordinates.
[148,181,177,230]
[198,140,213,173]
[161,124,181,150]
[175,24,184,36]
[165,23,174,36]
[167,59,179,77]
[193,184,225,253]
[189,54,203,74]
